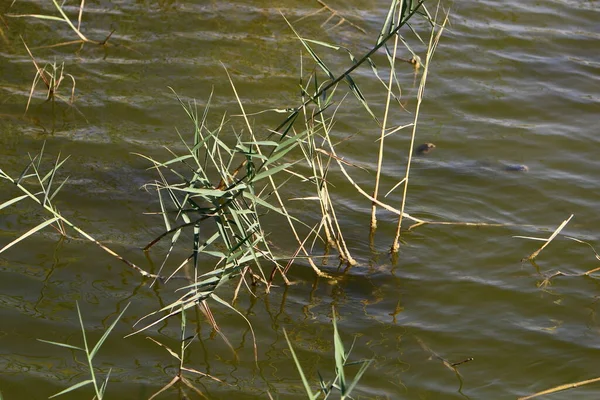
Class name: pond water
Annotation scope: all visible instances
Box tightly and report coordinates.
[1,0,600,399]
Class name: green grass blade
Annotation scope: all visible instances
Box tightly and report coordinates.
[5,13,66,22]
[16,157,37,185]
[282,14,334,80]
[241,191,297,221]
[75,302,90,356]
[251,162,294,182]
[317,370,330,396]
[40,154,70,184]
[302,38,341,51]
[42,153,62,207]
[48,176,70,202]
[242,140,279,147]
[344,74,379,123]
[265,130,309,167]
[332,309,346,394]
[0,216,59,254]
[283,328,319,400]
[0,194,28,211]
[37,339,84,351]
[89,303,130,360]
[48,379,94,398]
[344,359,373,396]
[50,0,88,41]
[99,368,112,398]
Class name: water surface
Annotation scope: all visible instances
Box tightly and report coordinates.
[1,0,600,399]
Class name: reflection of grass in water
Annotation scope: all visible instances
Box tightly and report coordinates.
[143,306,226,400]
[0,121,24,150]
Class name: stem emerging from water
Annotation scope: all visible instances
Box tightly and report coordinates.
[392,9,448,252]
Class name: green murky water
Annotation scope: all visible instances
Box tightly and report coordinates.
[2,1,600,399]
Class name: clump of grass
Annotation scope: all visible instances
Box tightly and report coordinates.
[21,37,77,116]
[130,85,304,336]
[38,302,129,399]
[292,74,357,267]
[5,1,117,129]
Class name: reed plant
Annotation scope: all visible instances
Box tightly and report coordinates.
[129,86,302,335]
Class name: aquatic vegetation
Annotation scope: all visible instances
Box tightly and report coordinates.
[282,307,373,400]
[38,302,129,400]
[0,2,456,397]
[8,1,594,399]
[21,38,77,115]
[144,306,226,400]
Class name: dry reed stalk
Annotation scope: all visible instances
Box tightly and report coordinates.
[370,7,403,231]
[302,117,337,248]
[311,104,357,265]
[519,376,600,400]
[320,127,423,224]
[408,220,529,230]
[514,214,573,261]
[223,67,332,280]
[392,9,449,252]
